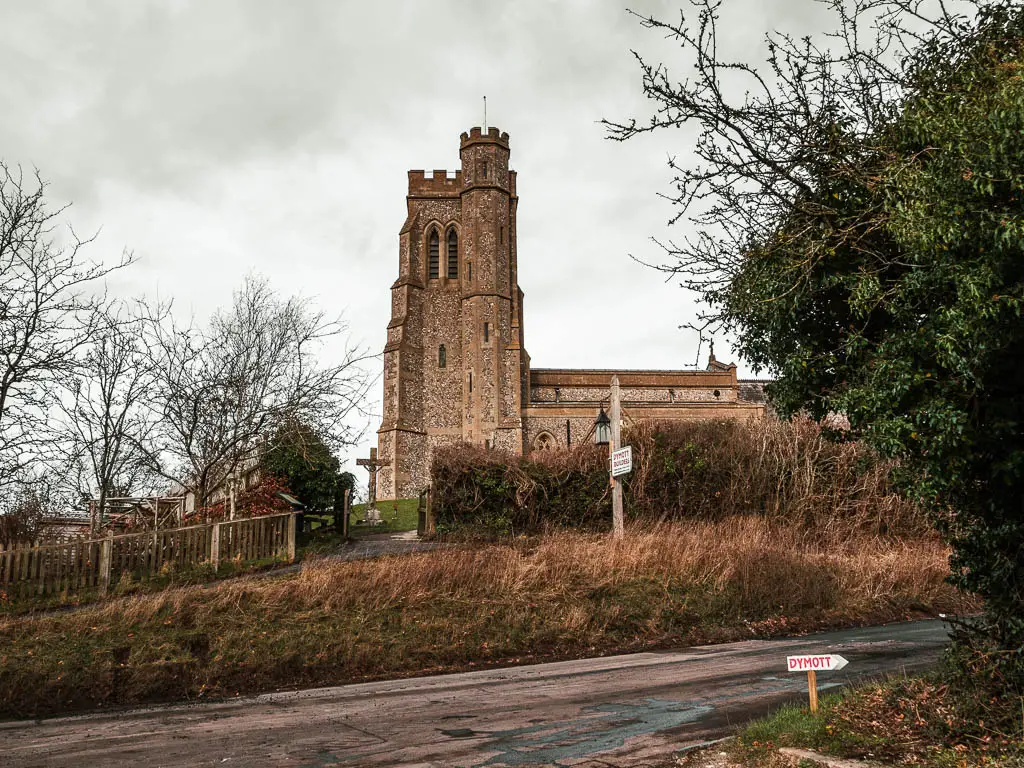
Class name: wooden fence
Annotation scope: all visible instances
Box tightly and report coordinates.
[0,512,296,600]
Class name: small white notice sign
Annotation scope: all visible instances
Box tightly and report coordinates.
[786,654,848,672]
[611,446,632,477]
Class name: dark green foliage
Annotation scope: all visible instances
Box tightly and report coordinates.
[261,420,352,513]
[722,6,1024,652]
[334,471,355,503]
[431,418,928,539]
[431,443,611,535]
[613,0,1024,689]
[941,626,1024,743]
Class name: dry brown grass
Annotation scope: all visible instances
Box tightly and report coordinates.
[73,518,959,622]
[0,518,975,719]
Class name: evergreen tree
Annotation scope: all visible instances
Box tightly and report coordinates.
[609,0,1024,694]
[262,420,353,513]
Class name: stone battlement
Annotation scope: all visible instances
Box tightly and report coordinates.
[408,169,463,196]
[529,368,737,388]
[460,126,510,148]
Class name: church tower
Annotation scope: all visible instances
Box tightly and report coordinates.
[377,127,528,500]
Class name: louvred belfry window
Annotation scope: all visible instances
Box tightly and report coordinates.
[428,229,439,279]
[447,230,458,279]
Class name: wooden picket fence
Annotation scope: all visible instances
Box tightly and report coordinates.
[0,512,296,600]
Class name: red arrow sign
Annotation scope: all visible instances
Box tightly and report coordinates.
[786,654,849,672]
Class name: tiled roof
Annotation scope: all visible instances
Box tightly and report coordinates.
[738,380,769,404]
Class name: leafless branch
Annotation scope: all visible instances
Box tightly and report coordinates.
[143,275,374,507]
[0,162,134,498]
[603,0,988,366]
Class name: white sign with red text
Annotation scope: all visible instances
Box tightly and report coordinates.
[611,446,632,477]
[786,654,849,672]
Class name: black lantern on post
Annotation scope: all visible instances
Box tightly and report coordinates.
[594,407,611,446]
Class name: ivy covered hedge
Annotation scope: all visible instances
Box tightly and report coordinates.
[431,443,610,535]
[430,417,929,538]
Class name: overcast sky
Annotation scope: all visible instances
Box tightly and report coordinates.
[1,0,835,476]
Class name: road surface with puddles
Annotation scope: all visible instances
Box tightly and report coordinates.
[0,619,950,767]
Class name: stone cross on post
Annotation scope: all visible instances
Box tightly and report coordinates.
[356,447,385,525]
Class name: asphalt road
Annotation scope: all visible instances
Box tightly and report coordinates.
[0,619,950,768]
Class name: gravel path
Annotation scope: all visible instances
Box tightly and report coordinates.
[264,529,451,577]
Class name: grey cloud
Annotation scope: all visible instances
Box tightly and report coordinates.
[0,0,837,470]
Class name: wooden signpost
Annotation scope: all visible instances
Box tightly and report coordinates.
[786,654,849,712]
[601,375,632,539]
[609,376,624,538]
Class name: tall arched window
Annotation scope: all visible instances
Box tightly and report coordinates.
[428,229,439,279]
[447,230,458,279]
[438,344,446,368]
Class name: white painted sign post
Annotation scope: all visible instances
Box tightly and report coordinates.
[611,446,632,477]
[786,654,848,712]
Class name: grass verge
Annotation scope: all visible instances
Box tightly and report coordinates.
[349,497,419,534]
[0,517,975,720]
[729,673,1024,767]
[0,555,291,618]
[0,504,406,616]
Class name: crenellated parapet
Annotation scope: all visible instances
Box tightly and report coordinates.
[408,169,463,197]
[459,126,510,149]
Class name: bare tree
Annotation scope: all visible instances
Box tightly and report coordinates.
[57,302,160,531]
[602,0,985,357]
[0,163,133,494]
[0,479,57,549]
[146,275,373,508]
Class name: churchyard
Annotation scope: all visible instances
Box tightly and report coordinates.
[349,498,420,534]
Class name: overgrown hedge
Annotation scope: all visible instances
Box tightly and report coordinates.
[431,417,929,539]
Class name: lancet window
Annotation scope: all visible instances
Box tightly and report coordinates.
[428,229,439,279]
[447,230,458,279]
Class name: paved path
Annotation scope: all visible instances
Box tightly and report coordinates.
[334,529,449,561]
[267,531,450,577]
[0,619,950,768]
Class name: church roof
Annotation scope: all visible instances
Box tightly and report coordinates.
[738,381,769,404]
